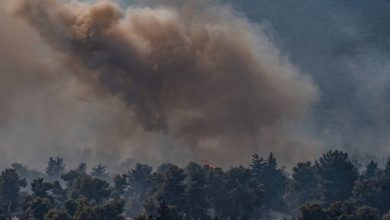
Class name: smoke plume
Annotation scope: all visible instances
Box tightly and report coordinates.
[0,0,318,168]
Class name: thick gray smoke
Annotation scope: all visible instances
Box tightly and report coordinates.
[0,6,136,169]
[0,0,318,169]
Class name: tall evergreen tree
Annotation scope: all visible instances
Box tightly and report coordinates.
[31,178,54,197]
[291,161,320,206]
[183,162,210,219]
[316,150,358,203]
[46,157,66,181]
[126,163,153,217]
[0,169,26,212]
[250,153,287,210]
[113,174,128,199]
[44,209,72,220]
[385,159,390,177]
[352,175,390,214]
[224,166,263,219]
[79,175,111,203]
[91,164,108,180]
[11,163,43,183]
[76,163,87,174]
[364,161,379,178]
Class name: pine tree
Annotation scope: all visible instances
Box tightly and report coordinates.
[76,163,87,174]
[91,164,108,180]
[316,150,358,203]
[364,160,379,178]
[291,161,320,205]
[0,169,26,212]
[46,157,66,181]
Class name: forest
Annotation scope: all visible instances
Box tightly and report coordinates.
[3,0,390,219]
[0,150,389,220]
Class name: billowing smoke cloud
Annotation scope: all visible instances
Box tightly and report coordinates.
[0,5,136,169]
[0,0,318,169]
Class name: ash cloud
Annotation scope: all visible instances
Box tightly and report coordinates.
[0,0,318,168]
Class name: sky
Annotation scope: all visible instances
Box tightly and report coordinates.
[232,0,390,164]
[1,0,390,170]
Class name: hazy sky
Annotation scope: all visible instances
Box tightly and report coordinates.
[1,0,390,170]
[232,0,390,162]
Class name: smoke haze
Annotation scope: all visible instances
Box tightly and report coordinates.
[228,0,390,164]
[7,0,390,169]
[0,0,321,169]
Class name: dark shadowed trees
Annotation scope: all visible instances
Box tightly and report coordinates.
[222,166,263,219]
[73,199,125,220]
[125,163,154,217]
[291,161,320,205]
[113,174,128,199]
[203,166,226,218]
[298,204,328,220]
[298,202,380,220]
[149,165,186,216]
[76,163,87,175]
[11,163,42,184]
[0,169,26,212]
[70,174,111,203]
[24,197,53,220]
[183,162,210,219]
[364,161,380,178]
[352,176,390,214]
[315,150,358,203]
[250,153,287,210]
[31,178,54,198]
[46,157,66,181]
[91,164,109,181]
[1,150,390,219]
[385,159,390,177]
[44,209,72,220]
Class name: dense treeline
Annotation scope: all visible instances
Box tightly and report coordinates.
[1,150,390,219]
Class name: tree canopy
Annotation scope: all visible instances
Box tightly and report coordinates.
[0,150,389,219]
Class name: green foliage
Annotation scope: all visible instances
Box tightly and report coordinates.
[352,176,390,214]
[74,206,98,220]
[364,161,380,178]
[0,169,26,211]
[385,159,390,177]
[0,150,390,219]
[353,206,380,220]
[291,161,321,205]
[44,209,72,220]
[298,204,328,220]
[31,178,54,197]
[298,202,381,220]
[144,164,186,217]
[125,163,154,217]
[46,157,66,181]
[182,162,210,219]
[73,200,125,220]
[223,166,263,219]
[316,150,358,203]
[68,174,111,203]
[61,170,82,185]
[113,174,127,199]
[155,201,181,220]
[76,163,87,174]
[64,199,78,216]
[134,214,148,220]
[11,163,43,183]
[250,153,287,210]
[91,163,109,180]
[24,197,53,220]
